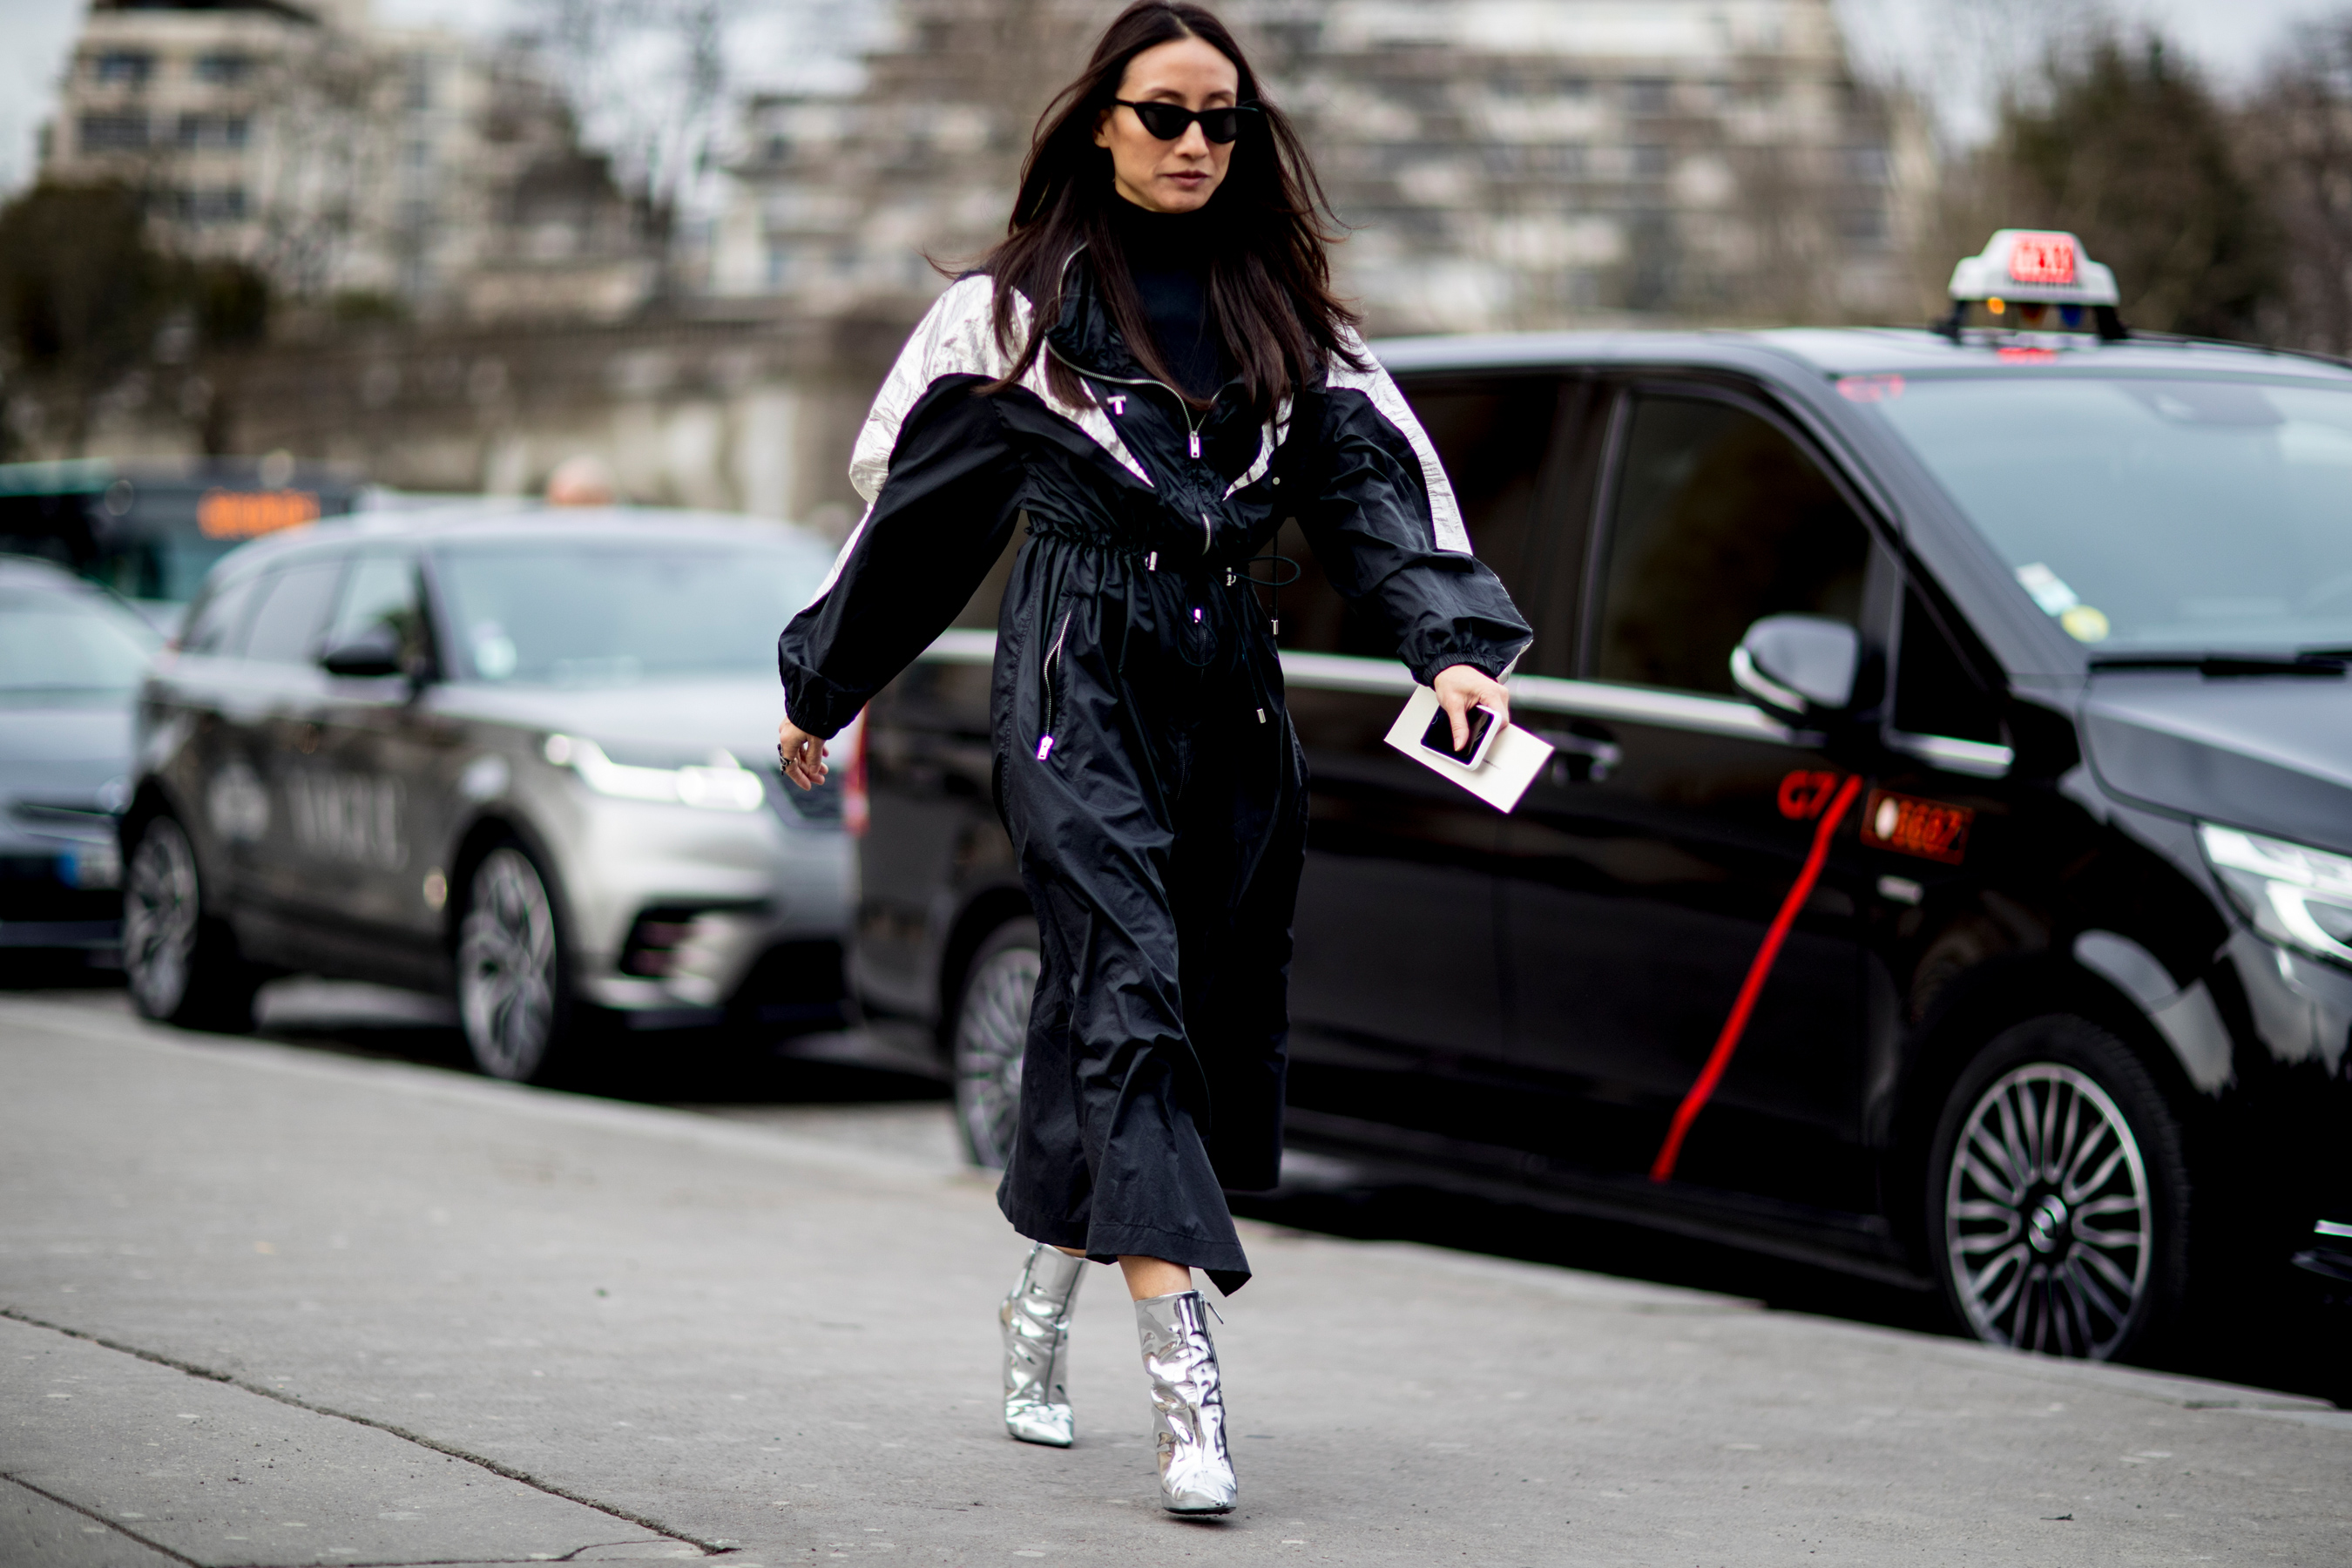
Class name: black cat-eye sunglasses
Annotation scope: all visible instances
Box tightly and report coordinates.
[1111,99,1261,145]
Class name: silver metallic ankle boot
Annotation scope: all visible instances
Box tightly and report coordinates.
[1133,1289,1237,1515]
[1001,1244,1086,1446]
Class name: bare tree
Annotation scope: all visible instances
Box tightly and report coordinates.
[243,26,395,304]
[2242,19,2352,355]
[1931,28,2280,340]
[0,180,271,457]
[517,0,744,281]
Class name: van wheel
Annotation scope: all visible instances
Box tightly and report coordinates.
[951,918,1037,1170]
[1927,1015,2193,1362]
[121,811,260,1033]
[456,843,573,1083]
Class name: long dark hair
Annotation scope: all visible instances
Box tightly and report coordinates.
[977,1,1365,416]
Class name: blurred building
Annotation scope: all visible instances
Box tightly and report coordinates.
[32,0,1927,516]
[49,0,341,270]
[42,0,655,322]
[451,52,661,325]
[1278,0,1928,329]
[712,0,1926,331]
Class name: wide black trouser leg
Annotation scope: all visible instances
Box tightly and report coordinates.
[1169,701,1307,1197]
[993,557,1304,1296]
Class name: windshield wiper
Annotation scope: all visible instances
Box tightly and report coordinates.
[2089,651,2348,678]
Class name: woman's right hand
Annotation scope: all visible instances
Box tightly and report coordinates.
[776,719,828,791]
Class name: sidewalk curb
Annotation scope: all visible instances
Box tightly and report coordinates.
[0,1303,725,1557]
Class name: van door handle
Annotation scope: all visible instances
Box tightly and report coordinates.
[1532,728,1621,785]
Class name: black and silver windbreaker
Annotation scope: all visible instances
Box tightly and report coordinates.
[776,252,1531,738]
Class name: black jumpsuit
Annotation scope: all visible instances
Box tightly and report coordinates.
[777,234,1531,1294]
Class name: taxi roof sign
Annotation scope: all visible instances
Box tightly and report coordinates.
[1948,230,2119,307]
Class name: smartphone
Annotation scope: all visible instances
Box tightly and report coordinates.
[1419,703,1501,769]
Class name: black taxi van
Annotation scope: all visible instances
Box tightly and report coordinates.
[846,233,2352,1364]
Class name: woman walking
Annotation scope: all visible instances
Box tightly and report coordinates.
[774,1,1529,1516]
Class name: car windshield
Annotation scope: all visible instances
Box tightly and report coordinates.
[431,534,835,686]
[0,583,161,696]
[1870,374,2352,657]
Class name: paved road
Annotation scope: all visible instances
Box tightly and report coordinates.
[3,992,2349,1567]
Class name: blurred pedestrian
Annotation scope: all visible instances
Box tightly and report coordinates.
[544,455,616,507]
[774,0,1529,1516]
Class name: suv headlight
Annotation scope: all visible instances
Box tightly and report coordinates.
[2198,823,2352,963]
[544,733,765,813]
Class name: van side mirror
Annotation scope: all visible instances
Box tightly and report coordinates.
[1731,614,1860,726]
[320,625,407,680]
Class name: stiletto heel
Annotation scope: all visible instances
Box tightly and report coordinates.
[1001,1244,1086,1446]
[1133,1289,1236,1514]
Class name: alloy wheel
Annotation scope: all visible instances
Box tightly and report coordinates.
[954,937,1037,1169]
[122,816,200,1019]
[457,847,560,1081]
[1943,1063,2154,1359]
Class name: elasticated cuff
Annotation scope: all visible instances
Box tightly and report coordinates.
[1404,639,1511,688]
[777,655,865,741]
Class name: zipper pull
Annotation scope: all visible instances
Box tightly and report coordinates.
[1146,551,1157,571]
[1190,429,1201,459]
[1036,735,1054,761]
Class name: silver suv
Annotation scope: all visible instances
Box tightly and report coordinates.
[120,504,849,1081]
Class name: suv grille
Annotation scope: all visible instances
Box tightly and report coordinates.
[768,768,845,825]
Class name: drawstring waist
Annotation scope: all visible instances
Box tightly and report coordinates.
[1025,509,1256,571]
[1023,510,1298,638]
[1018,526,1287,733]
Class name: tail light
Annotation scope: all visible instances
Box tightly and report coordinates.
[842,713,869,838]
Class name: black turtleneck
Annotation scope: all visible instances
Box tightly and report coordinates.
[1106,197,1225,399]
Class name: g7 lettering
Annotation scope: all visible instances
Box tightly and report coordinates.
[1777,770,1843,821]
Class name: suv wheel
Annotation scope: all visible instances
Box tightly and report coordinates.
[951,918,1037,1170]
[456,843,572,1083]
[1927,1015,2192,1362]
[121,811,260,1032]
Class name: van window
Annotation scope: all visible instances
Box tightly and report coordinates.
[179,571,264,657]
[1277,375,1564,659]
[240,560,344,666]
[1407,378,1560,609]
[1894,587,2003,744]
[1591,395,1870,697]
[1521,382,1611,678]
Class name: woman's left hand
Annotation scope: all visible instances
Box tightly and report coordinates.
[776,718,828,791]
[1432,664,1510,751]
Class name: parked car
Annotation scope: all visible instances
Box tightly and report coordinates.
[851,233,2352,1364]
[0,556,157,963]
[121,504,851,1079]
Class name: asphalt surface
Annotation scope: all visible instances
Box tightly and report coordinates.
[3,985,2350,1567]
